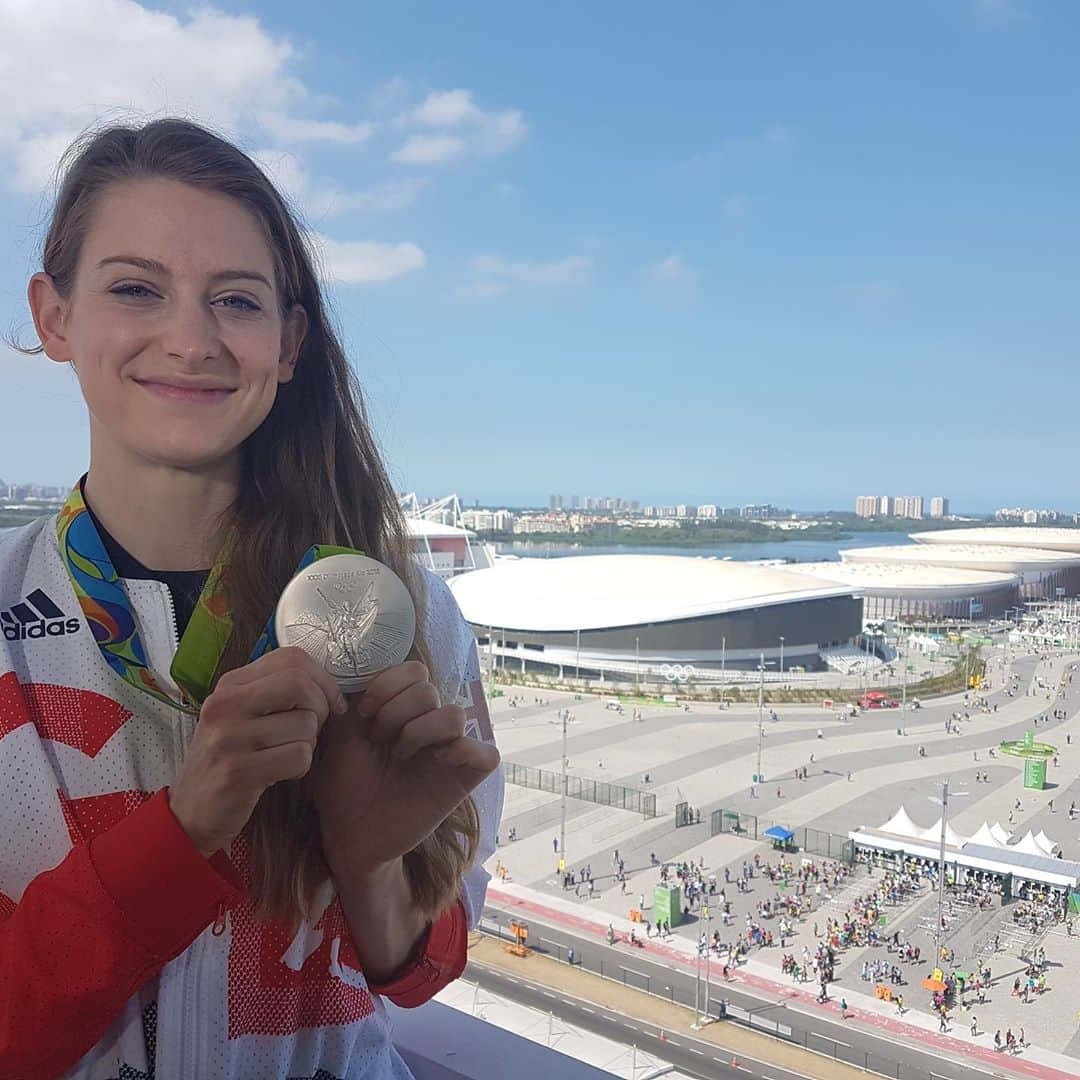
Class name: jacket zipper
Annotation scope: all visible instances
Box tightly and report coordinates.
[161,582,210,1080]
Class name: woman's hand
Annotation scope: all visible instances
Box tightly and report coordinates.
[169,647,347,856]
[312,660,500,877]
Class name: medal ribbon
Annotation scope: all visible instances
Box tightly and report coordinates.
[56,482,360,714]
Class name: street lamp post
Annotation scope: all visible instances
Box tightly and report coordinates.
[575,627,581,680]
[755,653,775,782]
[720,635,727,708]
[929,783,968,965]
[559,708,568,875]
[779,636,785,678]
[635,635,640,693]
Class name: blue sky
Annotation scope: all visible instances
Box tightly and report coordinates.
[1,0,1077,512]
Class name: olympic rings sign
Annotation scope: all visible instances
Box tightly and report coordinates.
[660,663,696,683]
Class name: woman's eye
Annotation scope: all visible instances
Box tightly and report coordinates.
[218,295,261,312]
[111,284,156,299]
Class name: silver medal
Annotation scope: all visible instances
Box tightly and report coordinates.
[274,553,416,692]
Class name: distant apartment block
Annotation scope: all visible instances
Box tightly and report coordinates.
[741,504,775,520]
[996,507,1061,523]
[855,496,878,518]
[697,504,718,519]
[878,496,892,516]
[929,496,949,519]
[893,496,924,520]
[676,504,697,518]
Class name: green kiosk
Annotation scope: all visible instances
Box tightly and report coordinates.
[653,885,682,928]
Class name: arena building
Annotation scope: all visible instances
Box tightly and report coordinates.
[445,554,862,679]
[796,561,1020,621]
[840,544,1080,603]
[911,527,1080,556]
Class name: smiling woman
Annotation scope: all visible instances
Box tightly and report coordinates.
[0,118,502,1080]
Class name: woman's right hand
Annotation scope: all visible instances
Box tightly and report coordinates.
[168,647,347,856]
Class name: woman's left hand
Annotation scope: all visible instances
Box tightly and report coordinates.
[312,660,500,876]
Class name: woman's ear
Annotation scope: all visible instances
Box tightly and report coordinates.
[27,272,75,364]
[278,303,309,383]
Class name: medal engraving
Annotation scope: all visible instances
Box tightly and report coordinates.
[275,554,416,691]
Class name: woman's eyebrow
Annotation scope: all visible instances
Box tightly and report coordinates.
[96,254,272,290]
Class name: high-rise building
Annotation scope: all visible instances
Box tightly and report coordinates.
[855,496,878,518]
[893,496,924,520]
[930,496,949,519]
[878,496,892,517]
[571,495,580,509]
[676,504,696,518]
[697,504,718,519]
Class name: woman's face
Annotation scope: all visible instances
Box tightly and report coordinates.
[30,177,307,472]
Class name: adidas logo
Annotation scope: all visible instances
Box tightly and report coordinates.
[1,588,81,642]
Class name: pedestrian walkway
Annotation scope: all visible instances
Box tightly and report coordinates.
[487,879,1080,1080]
[467,934,867,1079]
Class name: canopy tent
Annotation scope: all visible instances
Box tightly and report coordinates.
[1034,830,1059,856]
[764,825,795,842]
[990,822,1012,846]
[920,818,967,849]
[1012,831,1048,858]
[967,822,1009,850]
[879,806,923,840]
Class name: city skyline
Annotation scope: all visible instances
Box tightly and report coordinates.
[4,472,1078,522]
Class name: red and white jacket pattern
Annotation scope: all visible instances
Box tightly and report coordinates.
[0,515,502,1079]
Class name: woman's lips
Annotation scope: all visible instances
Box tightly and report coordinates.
[137,380,236,404]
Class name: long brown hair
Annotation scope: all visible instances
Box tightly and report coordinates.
[11,117,480,927]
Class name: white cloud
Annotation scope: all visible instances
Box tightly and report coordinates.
[0,0,381,196]
[390,134,466,164]
[252,148,424,218]
[258,113,373,146]
[463,254,591,296]
[392,89,525,164]
[648,253,693,285]
[309,233,426,285]
[971,0,1030,27]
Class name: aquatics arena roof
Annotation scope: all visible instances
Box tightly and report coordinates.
[911,527,1080,555]
[445,554,854,632]
[795,560,1018,593]
[841,544,1080,574]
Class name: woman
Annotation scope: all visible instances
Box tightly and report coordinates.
[0,118,503,1078]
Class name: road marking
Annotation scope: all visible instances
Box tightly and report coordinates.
[687,1047,704,1055]
[580,1006,595,1014]
[665,1038,681,1046]
[810,1031,850,1047]
[542,991,557,998]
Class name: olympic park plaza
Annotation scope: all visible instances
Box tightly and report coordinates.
[446,526,1080,679]
[440,526,1080,1075]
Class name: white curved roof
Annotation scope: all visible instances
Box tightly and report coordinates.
[842,543,1080,573]
[796,560,1017,595]
[446,554,854,632]
[912,527,1080,554]
[990,822,1012,845]
[406,517,472,539]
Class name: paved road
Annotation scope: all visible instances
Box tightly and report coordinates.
[481,903,1005,1080]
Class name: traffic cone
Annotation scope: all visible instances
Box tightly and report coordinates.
[730,1054,739,1068]
[658,1029,666,1042]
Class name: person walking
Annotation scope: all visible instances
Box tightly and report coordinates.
[971,1016,978,1037]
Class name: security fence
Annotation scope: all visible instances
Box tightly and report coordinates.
[709,808,854,863]
[502,760,657,818]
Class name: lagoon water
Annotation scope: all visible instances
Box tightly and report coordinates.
[495,530,915,565]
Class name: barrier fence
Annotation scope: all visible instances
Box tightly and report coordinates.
[502,760,657,818]
[709,808,854,863]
